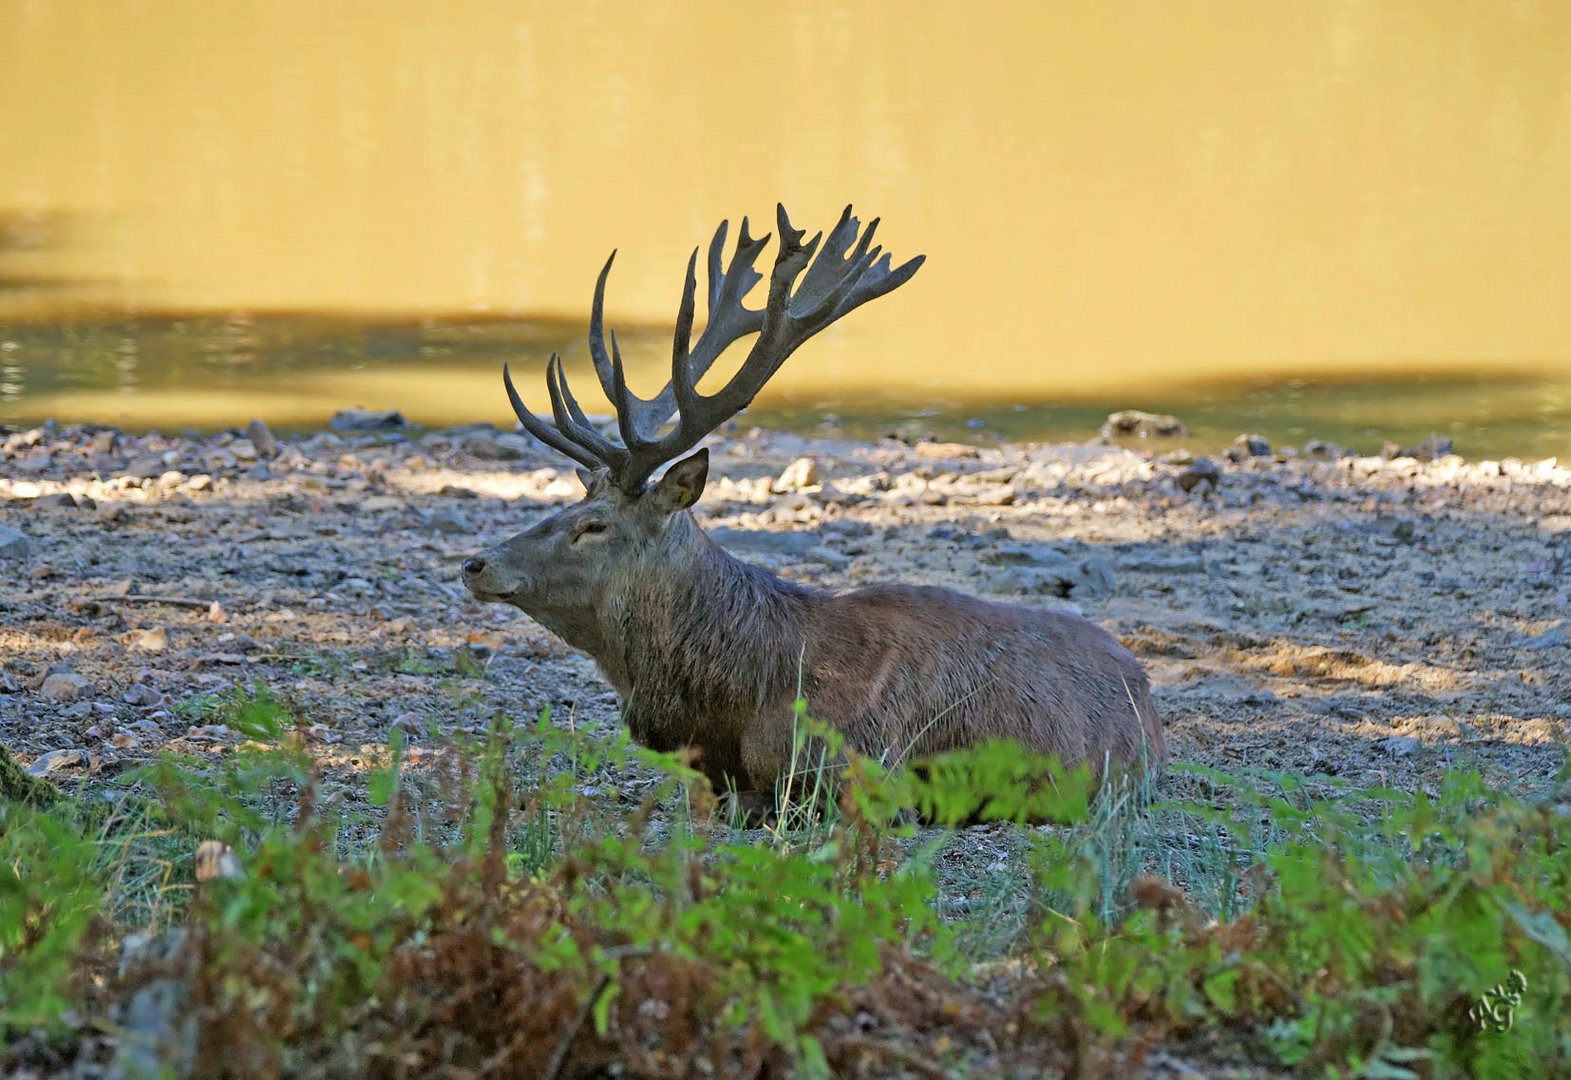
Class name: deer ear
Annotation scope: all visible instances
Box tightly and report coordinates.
[652,449,709,513]
[577,467,609,496]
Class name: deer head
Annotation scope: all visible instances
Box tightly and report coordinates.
[462,205,924,634]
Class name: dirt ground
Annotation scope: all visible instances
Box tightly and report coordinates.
[3,418,1570,1076]
[4,419,1568,804]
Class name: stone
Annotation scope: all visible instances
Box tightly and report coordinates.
[1382,433,1455,462]
[1119,553,1206,575]
[772,457,822,492]
[1100,410,1188,439]
[913,441,981,460]
[125,455,166,480]
[123,683,164,707]
[0,524,33,560]
[985,544,1114,598]
[229,439,258,462]
[40,671,91,702]
[330,407,407,431]
[463,431,530,460]
[1177,457,1221,493]
[1302,439,1347,461]
[428,505,471,535]
[359,494,407,512]
[1523,625,1569,651]
[1226,433,1272,461]
[245,418,279,458]
[25,748,87,776]
[32,492,79,510]
[127,627,170,652]
[708,526,818,559]
[1381,735,1420,758]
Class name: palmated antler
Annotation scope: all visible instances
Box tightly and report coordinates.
[504,204,924,495]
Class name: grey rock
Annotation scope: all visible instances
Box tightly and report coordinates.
[1100,410,1188,439]
[985,544,1114,598]
[463,431,530,460]
[1381,735,1421,758]
[1226,433,1272,461]
[1370,516,1418,544]
[708,527,818,559]
[123,683,165,707]
[40,671,91,701]
[0,525,33,560]
[245,418,279,458]
[1119,552,1206,575]
[1076,553,1116,596]
[1523,626,1569,651]
[427,505,471,535]
[805,545,851,570]
[1302,439,1348,461]
[1177,457,1221,493]
[1381,433,1455,462]
[32,492,80,510]
[330,407,407,431]
[125,455,166,480]
[25,748,87,776]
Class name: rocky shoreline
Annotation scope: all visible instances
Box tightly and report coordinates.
[2,415,1569,802]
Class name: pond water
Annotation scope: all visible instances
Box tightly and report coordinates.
[3,2,1570,457]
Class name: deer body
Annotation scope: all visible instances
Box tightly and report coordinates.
[463,206,1165,808]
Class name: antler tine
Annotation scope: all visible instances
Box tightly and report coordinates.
[546,355,622,465]
[505,207,923,495]
[503,360,605,472]
[586,253,620,403]
[601,205,922,494]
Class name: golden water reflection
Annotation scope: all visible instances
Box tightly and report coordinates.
[2,1,1570,450]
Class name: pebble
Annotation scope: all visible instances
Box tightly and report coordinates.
[125,455,165,479]
[124,684,165,707]
[1177,457,1221,493]
[463,431,530,460]
[331,407,407,431]
[245,418,280,458]
[772,457,822,492]
[913,441,981,460]
[1100,410,1188,439]
[126,627,170,652]
[24,748,87,776]
[1522,626,1569,651]
[1227,433,1272,461]
[1381,736,1421,758]
[427,505,471,534]
[1119,553,1207,575]
[40,671,91,702]
[0,524,32,560]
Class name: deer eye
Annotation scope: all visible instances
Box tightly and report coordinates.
[574,521,609,541]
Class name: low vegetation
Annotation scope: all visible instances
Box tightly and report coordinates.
[2,682,1569,1078]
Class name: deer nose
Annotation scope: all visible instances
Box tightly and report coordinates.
[461,556,486,577]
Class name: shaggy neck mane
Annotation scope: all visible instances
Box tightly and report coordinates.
[597,514,813,736]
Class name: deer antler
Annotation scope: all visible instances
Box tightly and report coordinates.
[504,204,924,494]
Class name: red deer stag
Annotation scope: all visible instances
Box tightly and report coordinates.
[462,205,1165,814]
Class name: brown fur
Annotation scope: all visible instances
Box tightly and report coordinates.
[463,453,1165,806]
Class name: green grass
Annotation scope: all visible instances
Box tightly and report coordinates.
[3,687,1570,1077]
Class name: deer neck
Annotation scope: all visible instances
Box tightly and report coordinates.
[593,514,813,715]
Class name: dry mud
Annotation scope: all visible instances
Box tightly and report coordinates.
[4,422,1568,804]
